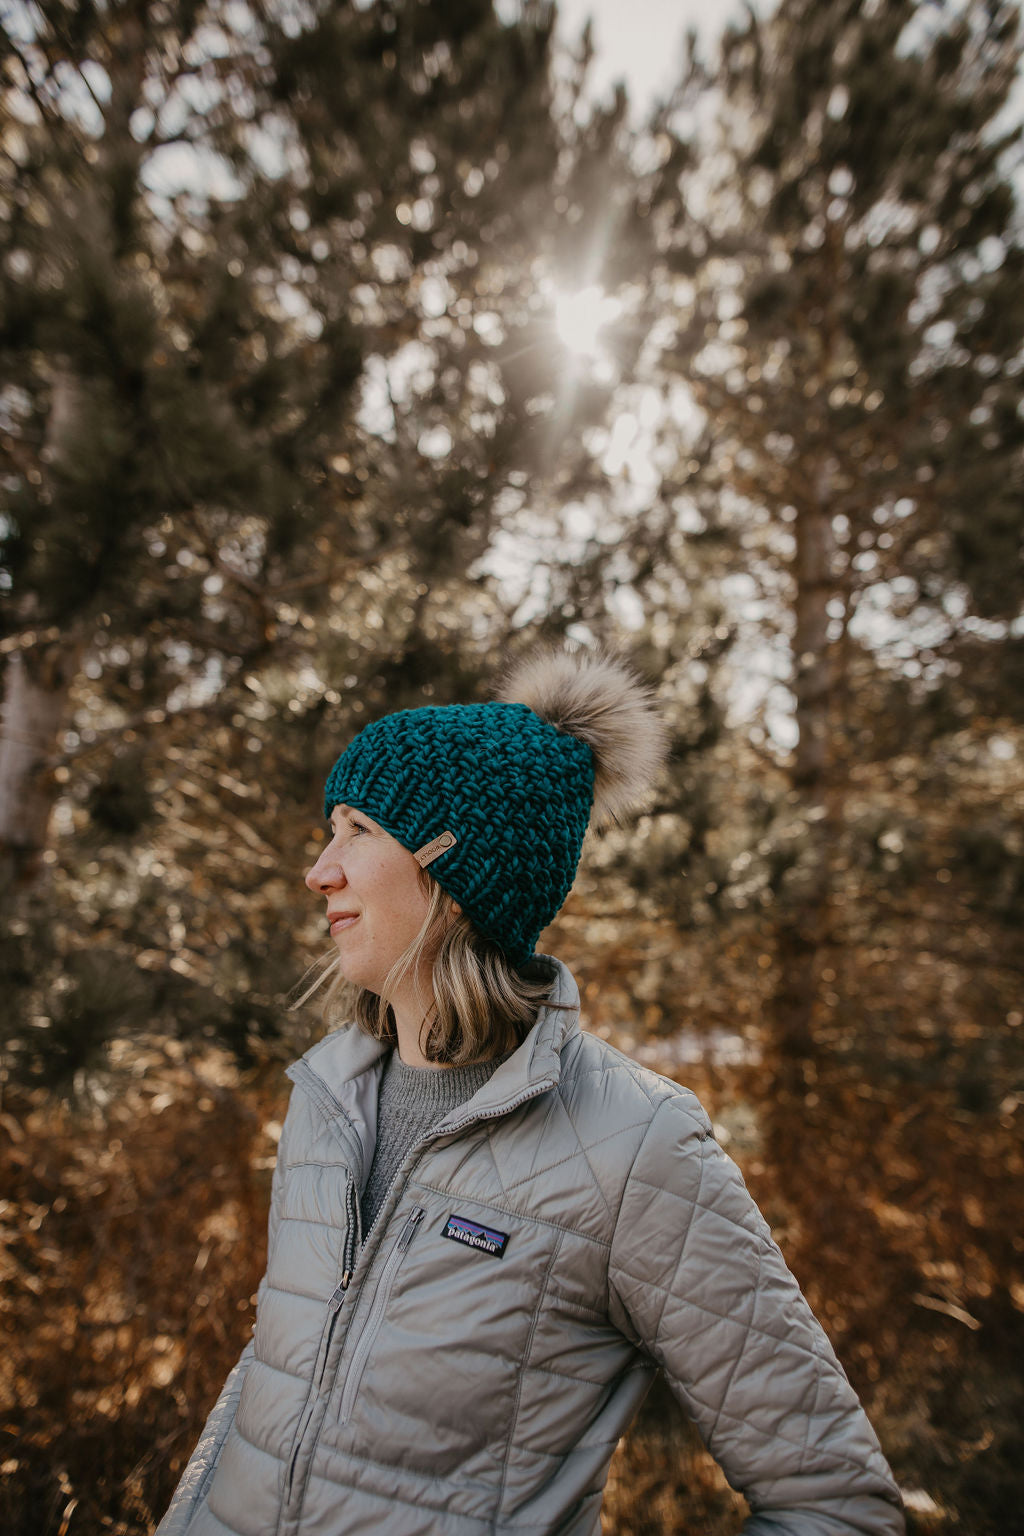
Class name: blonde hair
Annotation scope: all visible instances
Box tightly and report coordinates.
[291,873,555,1065]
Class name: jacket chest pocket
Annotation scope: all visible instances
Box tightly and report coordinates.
[337,1204,426,1424]
[333,1194,563,1477]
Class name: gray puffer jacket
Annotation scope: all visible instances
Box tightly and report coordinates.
[158,957,904,1536]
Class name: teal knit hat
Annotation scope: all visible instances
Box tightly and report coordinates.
[322,650,667,964]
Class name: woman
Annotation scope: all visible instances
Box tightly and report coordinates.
[158,649,904,1536]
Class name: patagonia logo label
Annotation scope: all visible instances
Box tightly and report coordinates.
[414,830,457,868]
[441,1214,509,1259]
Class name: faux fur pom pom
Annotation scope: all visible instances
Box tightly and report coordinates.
[497,648,668,826]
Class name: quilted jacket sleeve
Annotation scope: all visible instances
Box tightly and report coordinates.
[155,1100,291,1534]
[154,1335,255,1536]
[608,1093,905,1536]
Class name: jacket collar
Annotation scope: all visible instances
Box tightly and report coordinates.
[287,954,580,1177]
[434,954,579,1133]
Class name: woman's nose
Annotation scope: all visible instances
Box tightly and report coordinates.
[304,848,346,894]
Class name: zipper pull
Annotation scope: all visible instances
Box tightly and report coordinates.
[397,1206,426,1253]
[327,1282,348,1312]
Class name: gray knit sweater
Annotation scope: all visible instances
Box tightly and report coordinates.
[359,1051,503,1236]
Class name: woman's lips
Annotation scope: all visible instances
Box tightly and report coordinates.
[328,913,359,935]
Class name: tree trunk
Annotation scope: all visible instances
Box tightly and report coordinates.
[770,456,837,1057]
[0,12,145,906]
[0,641,79,901]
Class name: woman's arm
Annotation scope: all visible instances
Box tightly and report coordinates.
[608,1094,905,1536]
[154,1335,255,1536]
[155,1097,292,1533]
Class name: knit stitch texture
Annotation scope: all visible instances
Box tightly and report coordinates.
[359,1051,505,1236]
[323,701,595,962]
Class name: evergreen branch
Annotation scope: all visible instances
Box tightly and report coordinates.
[146,127,204,151]
[269,538,407,596]
[823,930,1024,982]
[72,55,107,123]
[164,488,268,610]
[167,773,281,859]
[45,698,239,769]
[3,33,69,137]
[212,551,266,598]
[154,54,205,97]
[0,625,66,656]
[36,10,109,128]
[0,725,59,751]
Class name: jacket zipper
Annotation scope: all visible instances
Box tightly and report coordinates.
[337,1205,425,1426]
[285,1175,361,1501]
[282,1071,556,1499]
[314,1180,362,1392]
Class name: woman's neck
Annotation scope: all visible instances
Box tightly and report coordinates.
[389,975,447,1068]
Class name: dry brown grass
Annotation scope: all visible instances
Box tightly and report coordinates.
[2,917,1022,1535]
[0,1041,274,1535]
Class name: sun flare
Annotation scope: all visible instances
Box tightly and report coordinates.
[552,285,622,360]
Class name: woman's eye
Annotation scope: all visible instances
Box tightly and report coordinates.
[349,818,369,835]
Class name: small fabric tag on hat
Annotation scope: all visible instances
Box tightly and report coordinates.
[413,830,457,868]
[441,1213,509,1258]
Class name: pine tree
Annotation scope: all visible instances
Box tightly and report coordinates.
[0,0,349,895]
[0,0,657,1078]
[642,0,1023,1051]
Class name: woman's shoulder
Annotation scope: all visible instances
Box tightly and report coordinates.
[490,1028,718,1245]
[558,1027,715,1149]
[539,957,712,1142]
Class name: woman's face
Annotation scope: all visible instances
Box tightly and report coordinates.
[304,804,432,999]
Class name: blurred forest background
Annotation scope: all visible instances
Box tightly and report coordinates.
[1,0,1022,1532]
